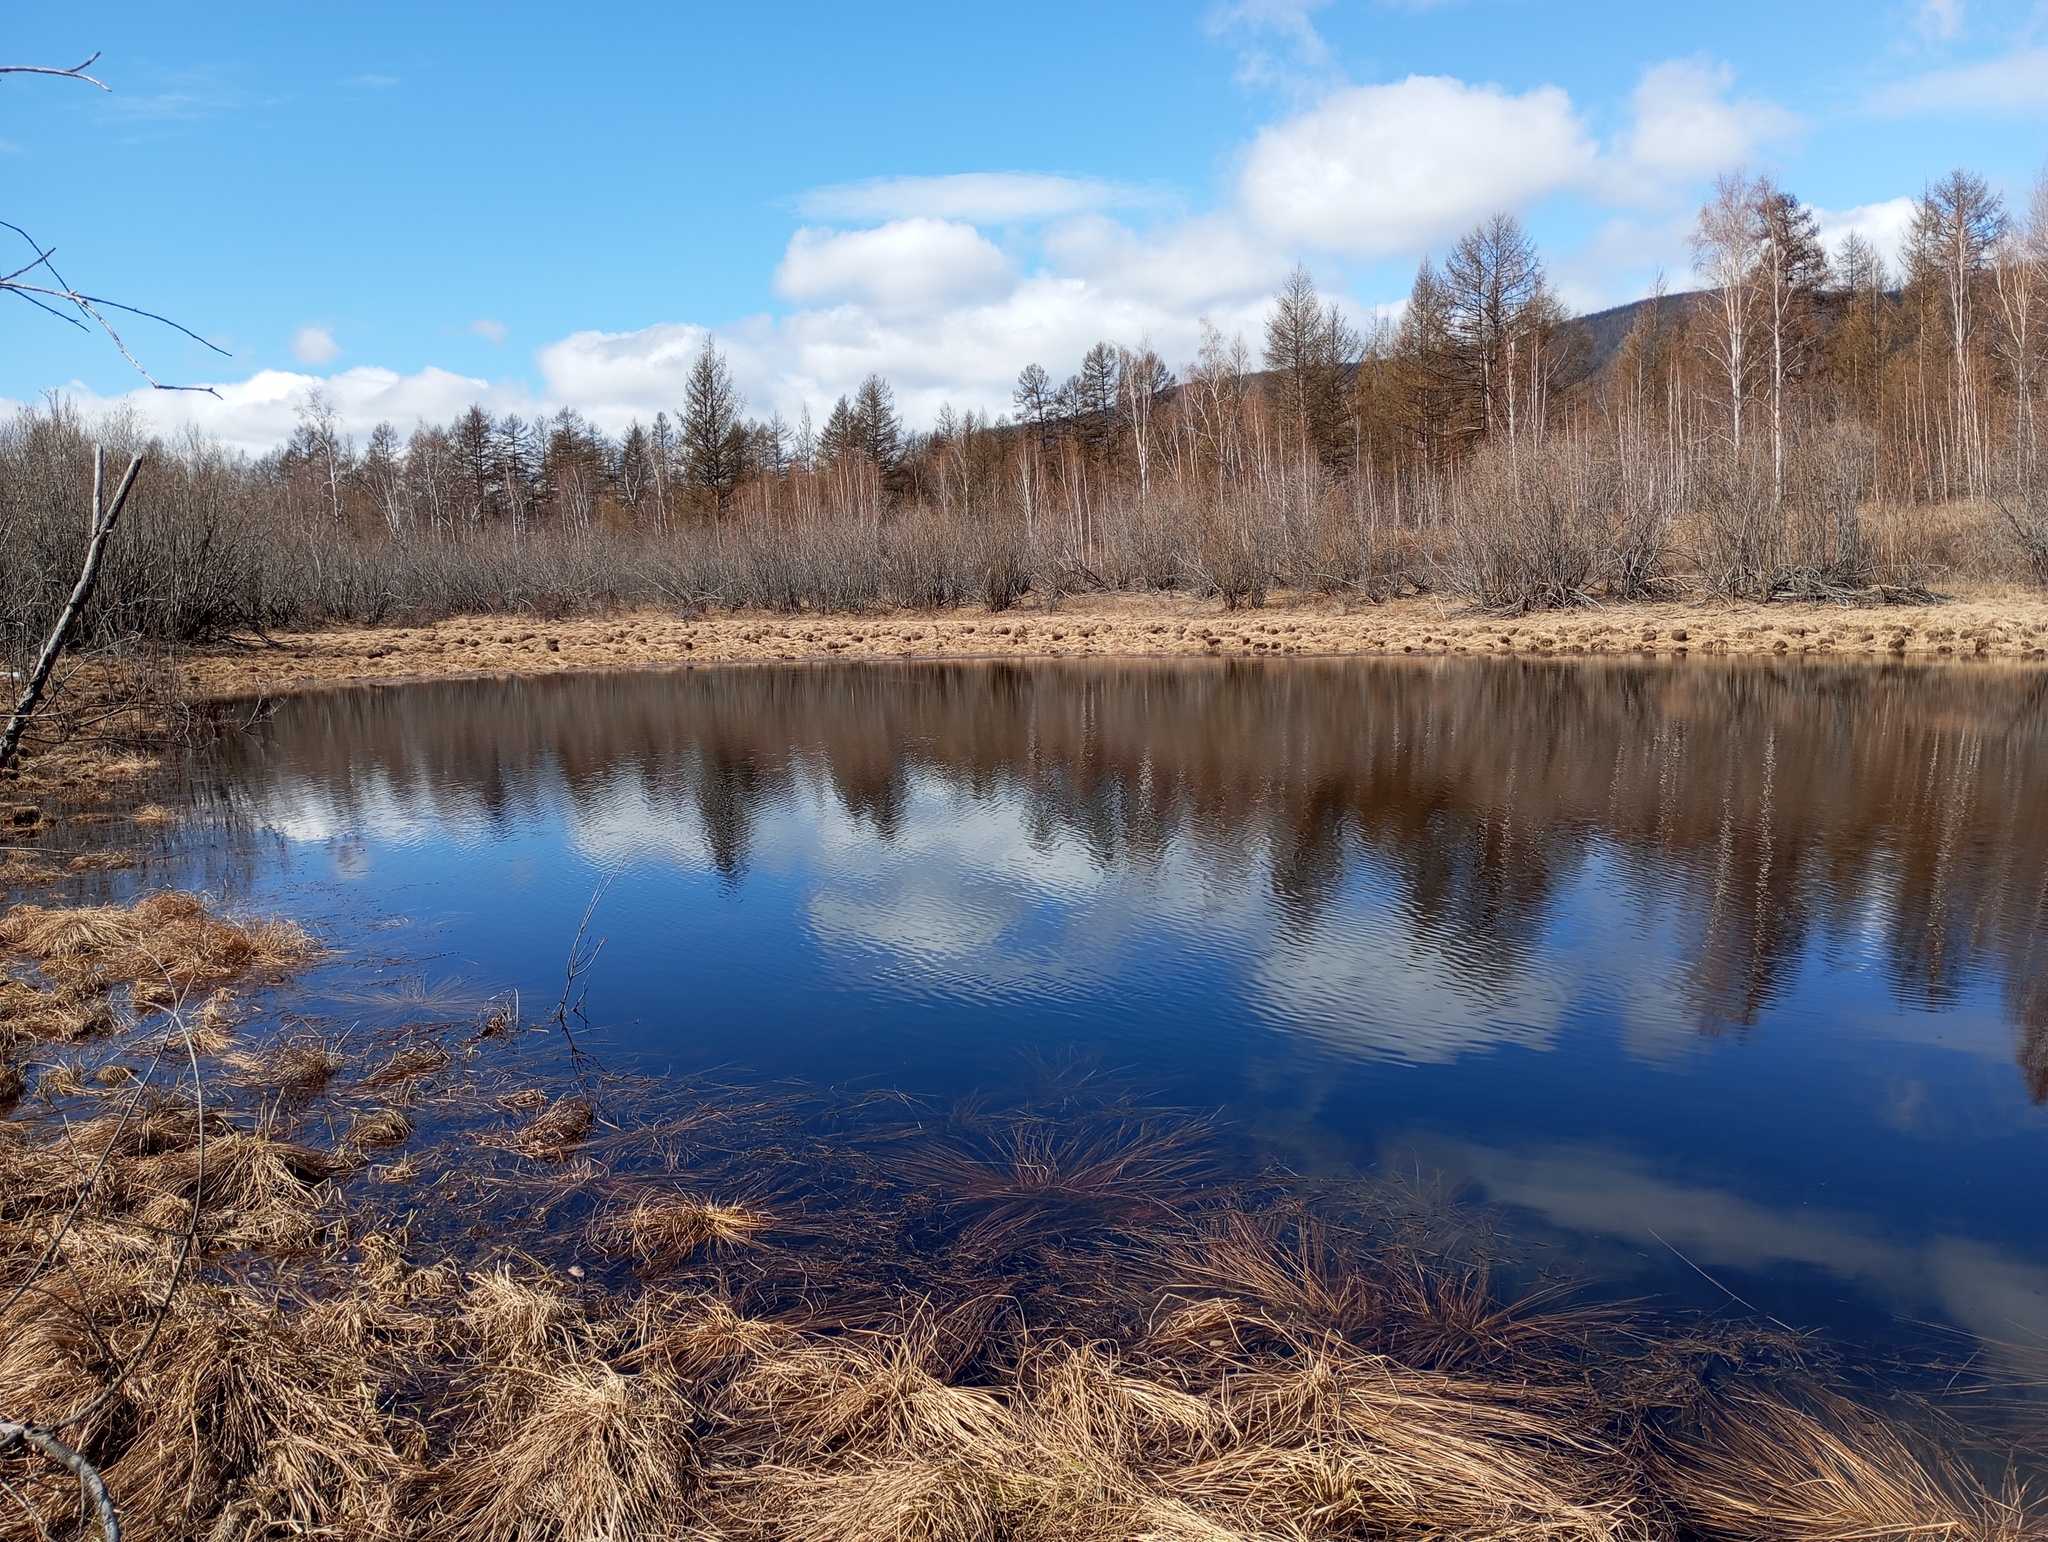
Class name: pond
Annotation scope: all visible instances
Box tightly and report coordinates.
[168,657,2048,1365]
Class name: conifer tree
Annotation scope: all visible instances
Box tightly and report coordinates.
[1262,267,1358,468]
[681,342,749,512]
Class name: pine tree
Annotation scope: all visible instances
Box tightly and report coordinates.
[818,395,857,463]
[681,342,749,512]
[850,374,902,469]
[1262,267,1359,467]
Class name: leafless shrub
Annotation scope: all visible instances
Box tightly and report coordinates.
[1451,436,1612,612]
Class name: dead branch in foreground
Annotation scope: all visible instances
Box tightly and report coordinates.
[0,448,143,772]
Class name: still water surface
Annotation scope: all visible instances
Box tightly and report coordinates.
[177,658,2048,1361]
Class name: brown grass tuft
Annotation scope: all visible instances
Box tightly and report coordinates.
[0,890,316,1034]
[589,1194,774,1270]
[1652,1382,2037,1542]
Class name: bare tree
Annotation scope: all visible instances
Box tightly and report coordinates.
[1441,213,1563,446]
[1692,172,1768,462]
[0,447,145,770]
[287,386,350,524]
[1116,342,1174,499]
[1991,173,2048,478]
[1907,168,2007,496]
[1753,179,1829,501]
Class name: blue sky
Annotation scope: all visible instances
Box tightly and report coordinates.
[5,0,2047,448]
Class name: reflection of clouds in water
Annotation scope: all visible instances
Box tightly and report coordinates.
[244,767,500,847]
[792,778,1221,991]
[251,744,2042,1084]
[1429,1138,2048,1354]
[1252,912,1566,1064]
[571,772,716,871]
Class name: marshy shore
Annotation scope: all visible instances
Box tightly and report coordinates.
[2,890,2040,1542]
[175,585,2048,700]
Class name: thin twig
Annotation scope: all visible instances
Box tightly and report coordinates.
[0,53,108,89]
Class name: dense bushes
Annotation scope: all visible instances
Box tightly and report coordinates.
[1,403,2031,678]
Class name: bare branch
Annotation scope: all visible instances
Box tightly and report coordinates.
[0,67,229,392]
[0,1423,118,1542]
[0,448,145,770]
[0,52,108,90]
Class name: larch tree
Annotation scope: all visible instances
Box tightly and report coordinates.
[849,373,904,471]
[1828,233,1893,424]
[1752,180,1829,502]
[1392,261,1460,469]
[681,342,749,512]
[1440,213,1560,446]
[1906,168,2006,495]
[1262,266,1358,469]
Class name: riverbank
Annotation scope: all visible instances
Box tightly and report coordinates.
[174,585,2048,699]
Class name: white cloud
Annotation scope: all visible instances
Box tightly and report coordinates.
[774,219,1016,316]
[1811,196,1919,275]
[1874,45,2048,115]
[1238,76,1598,257]
[1613,59,1801,193]
[64,57,1818,450]
[1042,212,1289,314]
[1431,1140,2048,1356]
[291,325,341,365]
[797,173,1147,224]
[535,321,709,417]
[64,365,535,455]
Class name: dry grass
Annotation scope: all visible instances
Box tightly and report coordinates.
[0,905,2035,1542]
[0,890,315,1021]
[589,1194,774,1270]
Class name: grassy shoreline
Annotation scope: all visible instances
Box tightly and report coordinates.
[173,586,2048,702]
[0,893,2038,1542]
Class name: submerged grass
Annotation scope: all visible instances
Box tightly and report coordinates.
[0,893,2039,1541]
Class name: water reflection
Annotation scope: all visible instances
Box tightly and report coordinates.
[204,658,2048,1090]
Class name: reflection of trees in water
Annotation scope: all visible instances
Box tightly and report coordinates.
[210,660,2048,1094]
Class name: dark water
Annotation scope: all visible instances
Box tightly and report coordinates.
[171,658,2048,1362]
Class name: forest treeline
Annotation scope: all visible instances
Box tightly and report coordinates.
[7,166,2048,659]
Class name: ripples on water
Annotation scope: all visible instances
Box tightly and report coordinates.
[169,658,2048,1362]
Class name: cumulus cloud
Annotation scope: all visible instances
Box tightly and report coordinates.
[1810,196,1919,274]
[291,325,341,365]
[63,365,534,456]
[774,219,1016,316]
[71,55,1818,451]
[1238,76,1598,257]
[1612,59,1801,193]
[797,173,1147,224]
[535,321,710,418]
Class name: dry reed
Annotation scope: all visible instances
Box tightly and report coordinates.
[0,899,2036,1542]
